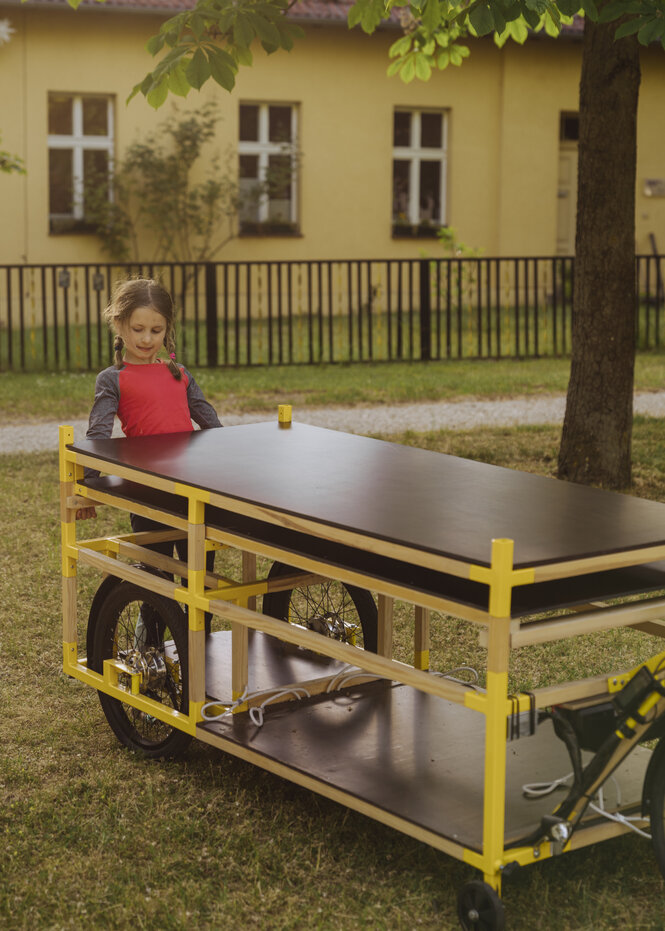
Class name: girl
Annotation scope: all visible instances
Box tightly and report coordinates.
[77,277,222,556]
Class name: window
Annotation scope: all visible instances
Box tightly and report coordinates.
[392,109,447,237]
[238,102,299,235]
[48,93,114,233]
[560,112,579,142]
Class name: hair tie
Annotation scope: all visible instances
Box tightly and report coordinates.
[169,352,176,360]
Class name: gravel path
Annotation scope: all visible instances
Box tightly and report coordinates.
[3,391,665,455]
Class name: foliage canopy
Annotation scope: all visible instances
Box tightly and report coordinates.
[59,0,665,104]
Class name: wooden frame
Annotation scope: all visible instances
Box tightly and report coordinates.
[59,416,665,918]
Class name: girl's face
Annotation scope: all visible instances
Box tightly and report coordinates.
[118,305,167,365]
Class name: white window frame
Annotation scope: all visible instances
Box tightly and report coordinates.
[392,108,448,227]
[47,93,114,224]
[238,102,298,227]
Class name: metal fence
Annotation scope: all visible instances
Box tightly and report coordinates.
[1,255,663,372]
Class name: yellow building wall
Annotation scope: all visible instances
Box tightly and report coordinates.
[1,4,664,266]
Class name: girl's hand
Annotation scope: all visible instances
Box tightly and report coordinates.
[75,507,97,521]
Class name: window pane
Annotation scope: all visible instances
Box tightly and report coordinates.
[269,106,292,144]
[560,113,579,142]
[239,155,260,223]
[267,154,291,200]
[392,159,410,221]
[267,154,292,222]
[83,149,109,216]
[49,149,73,214]
[239,154,259,179]
[239,105,259,142]
[83,97,109,136]
[421,113,442,148]
[419,161,441,222]
[393,112,411,147]
[49,95,73,135]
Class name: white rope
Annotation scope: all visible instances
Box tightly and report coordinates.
[523,772,575,798]
[523,771,651,839]
[200,685,312,726]
[325,665,387,693]
[248,687,311,726]
[200,688,249,722]
[433,665,481,687]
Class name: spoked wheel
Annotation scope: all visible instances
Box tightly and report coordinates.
[90,581,192,758]
[457,880,505,931]
[649,738,665,878]
[262,562,378,653]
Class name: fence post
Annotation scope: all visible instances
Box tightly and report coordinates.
[419,259,432,361]
[205,263,218,368]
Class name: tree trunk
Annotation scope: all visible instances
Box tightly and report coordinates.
[557,15,640,490]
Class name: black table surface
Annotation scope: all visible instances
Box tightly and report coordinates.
[71,422,665,570]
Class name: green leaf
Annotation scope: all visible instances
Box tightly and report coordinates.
[449,42,470,64]
[523,7,541,28]
[253,15,281,48]
[186,48,211,89]
[598,0,639,23]
[543,11,561,36]
[494,27,510,47]
[581,0,598,20]
[437,49,450,68]
[233,14,255,48]
[387,56,405,76]
[209,48,237,90]
[508,17,529,42]
[556,0,582,14]
[614,16,644,39]
[361,4,383,33]
[389,34,413,57]
[421,0,442,32]
[469,2,496,36]
[347,2,364,28]
[401,55,416,82]
[638,15,665,45]
[414,52,433,80]
[146,75,169,109]
[167,61,191,97]
[146,33,166,56]
[236,44,254,66]
[190,13,206,41]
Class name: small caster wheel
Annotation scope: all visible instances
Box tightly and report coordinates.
[457,880,505,931]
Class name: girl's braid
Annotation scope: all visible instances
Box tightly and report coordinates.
[113,335,124,368]
[164,326,182,380]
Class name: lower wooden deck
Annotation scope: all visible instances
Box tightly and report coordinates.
[199,631,650,852]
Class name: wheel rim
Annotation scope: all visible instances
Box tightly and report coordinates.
[263,564,378,653]
[105,598,185,747]
[285,581,366,648]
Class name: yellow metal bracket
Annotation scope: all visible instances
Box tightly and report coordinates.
[469,538,534,618]
[104,657,141,696]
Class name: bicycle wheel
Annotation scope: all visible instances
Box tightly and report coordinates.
[649,738,665,878]
[90,580,192,758]
[262,562,378,653]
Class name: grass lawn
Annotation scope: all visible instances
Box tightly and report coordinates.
[3,418,665,929]
[3,353,665,425]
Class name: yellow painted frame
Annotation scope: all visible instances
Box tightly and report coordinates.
[59,420,664,898]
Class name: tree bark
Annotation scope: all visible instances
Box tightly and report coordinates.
[557,15,641,490]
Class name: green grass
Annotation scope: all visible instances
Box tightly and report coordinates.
[3,352,665,425]
[4,419,665,929]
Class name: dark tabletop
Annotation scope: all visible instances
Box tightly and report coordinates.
[72,422,665,569]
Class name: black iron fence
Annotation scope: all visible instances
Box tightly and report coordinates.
[1,255,663,372]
